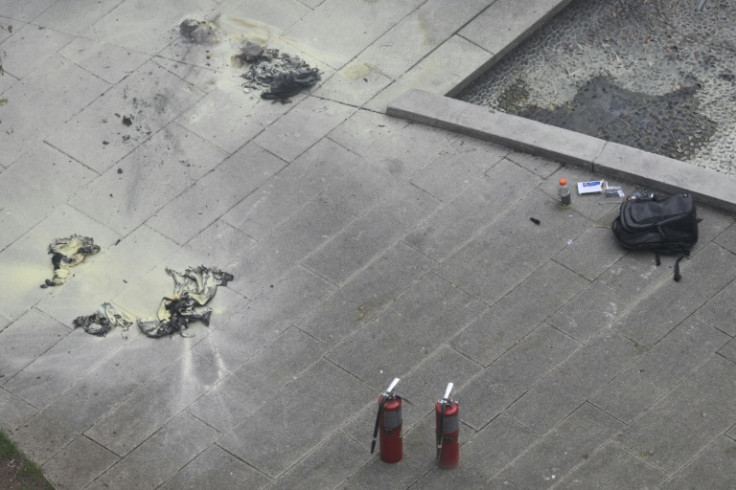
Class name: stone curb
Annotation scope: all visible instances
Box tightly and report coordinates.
[388,89,736,213]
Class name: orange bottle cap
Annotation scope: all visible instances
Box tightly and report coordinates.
[559,178,567,186]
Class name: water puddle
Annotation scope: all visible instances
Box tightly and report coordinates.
[500,75,717,161]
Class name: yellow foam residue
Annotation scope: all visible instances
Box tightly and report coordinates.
[3,263,49,291]
[342,62,373,80]
[216,16,278,46]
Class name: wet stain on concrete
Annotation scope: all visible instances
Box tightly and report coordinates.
[500,75,717,161]
[458,0,736,173]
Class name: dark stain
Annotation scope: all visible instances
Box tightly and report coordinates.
[505,75,717,161]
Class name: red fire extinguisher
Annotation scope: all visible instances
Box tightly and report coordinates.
[436,382,459,469]
[371,378,402,463]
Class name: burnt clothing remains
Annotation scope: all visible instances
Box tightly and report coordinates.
[73,303,132,337]
[42,235,100,288]
[73,266,233,338]
[261,69,321,100]
[238,42,321,100]
[138,266,234,338]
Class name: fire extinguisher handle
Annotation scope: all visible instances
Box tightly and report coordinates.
[371,396,389,454]
[443,382,454,400]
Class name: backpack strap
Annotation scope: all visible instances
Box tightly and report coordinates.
[674,254,686,282]
[654,252,688,281]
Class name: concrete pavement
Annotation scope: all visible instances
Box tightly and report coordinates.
[1,0,736,489]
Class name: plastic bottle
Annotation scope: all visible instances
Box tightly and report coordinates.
[558,178,571,209]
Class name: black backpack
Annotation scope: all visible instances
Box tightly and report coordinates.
[612,193,699,281]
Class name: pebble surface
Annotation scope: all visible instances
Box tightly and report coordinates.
[459,0,736,175]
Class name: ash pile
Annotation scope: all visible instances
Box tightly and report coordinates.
[236,41,321,100]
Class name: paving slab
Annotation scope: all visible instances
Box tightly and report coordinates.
[356,0,491,81]
[41,436,119,490]
[252,96,357,162]
[9,333,193,463]
[230,194,355,299]
[147,141,287,245]
[218,359,373,477]
[717,337,736,365]
[187,326,324,433]
[326,273,484,388]
[0,309,68,386]
[176,87,293,154]
[86,412,219,490]
[217,1,310,33]
[435,187,590,306]
[365,36,492,113]
[0,0,55,22]
[404,158,540,261]
[266,433,369,490]
[159,444,271,490]
[33,1,127,37]
[451,261,588,367]
[324,109,409,162]
[506,330,638,435]
[661,436,736,490]
[193,265,335,371]
[554,442,667,490]
[70,123,229,235]
[297,241,435,346]
[0,143,98,250]
[0,23,73,79]
[222,137,391,240]
[313,60,393,108]
[302,182,440,285]
[85,0,219,55]
[613,243,736,348]
[59,37,149,85]
[355,118,460,182]
[715,222,736,254]
[284,0,426,70]
[548,281,629,343]
[45,60,205,173]
[488,403,625,489]
[459,324,579,430]
[408,136,507,203]
[0,387,37,433]
[3,326,126,409]
[84,351,228,457]
[553,225,626,281]
[591,316,729,424]
[0,54,112,168]
[616,355,736,473]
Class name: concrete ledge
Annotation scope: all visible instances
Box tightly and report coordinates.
[388,89,605,170]
[388,89,736,213]
[595,142,736,212]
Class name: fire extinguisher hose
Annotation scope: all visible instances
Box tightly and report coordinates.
[371,395,389,454]
[436,402,446,461]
